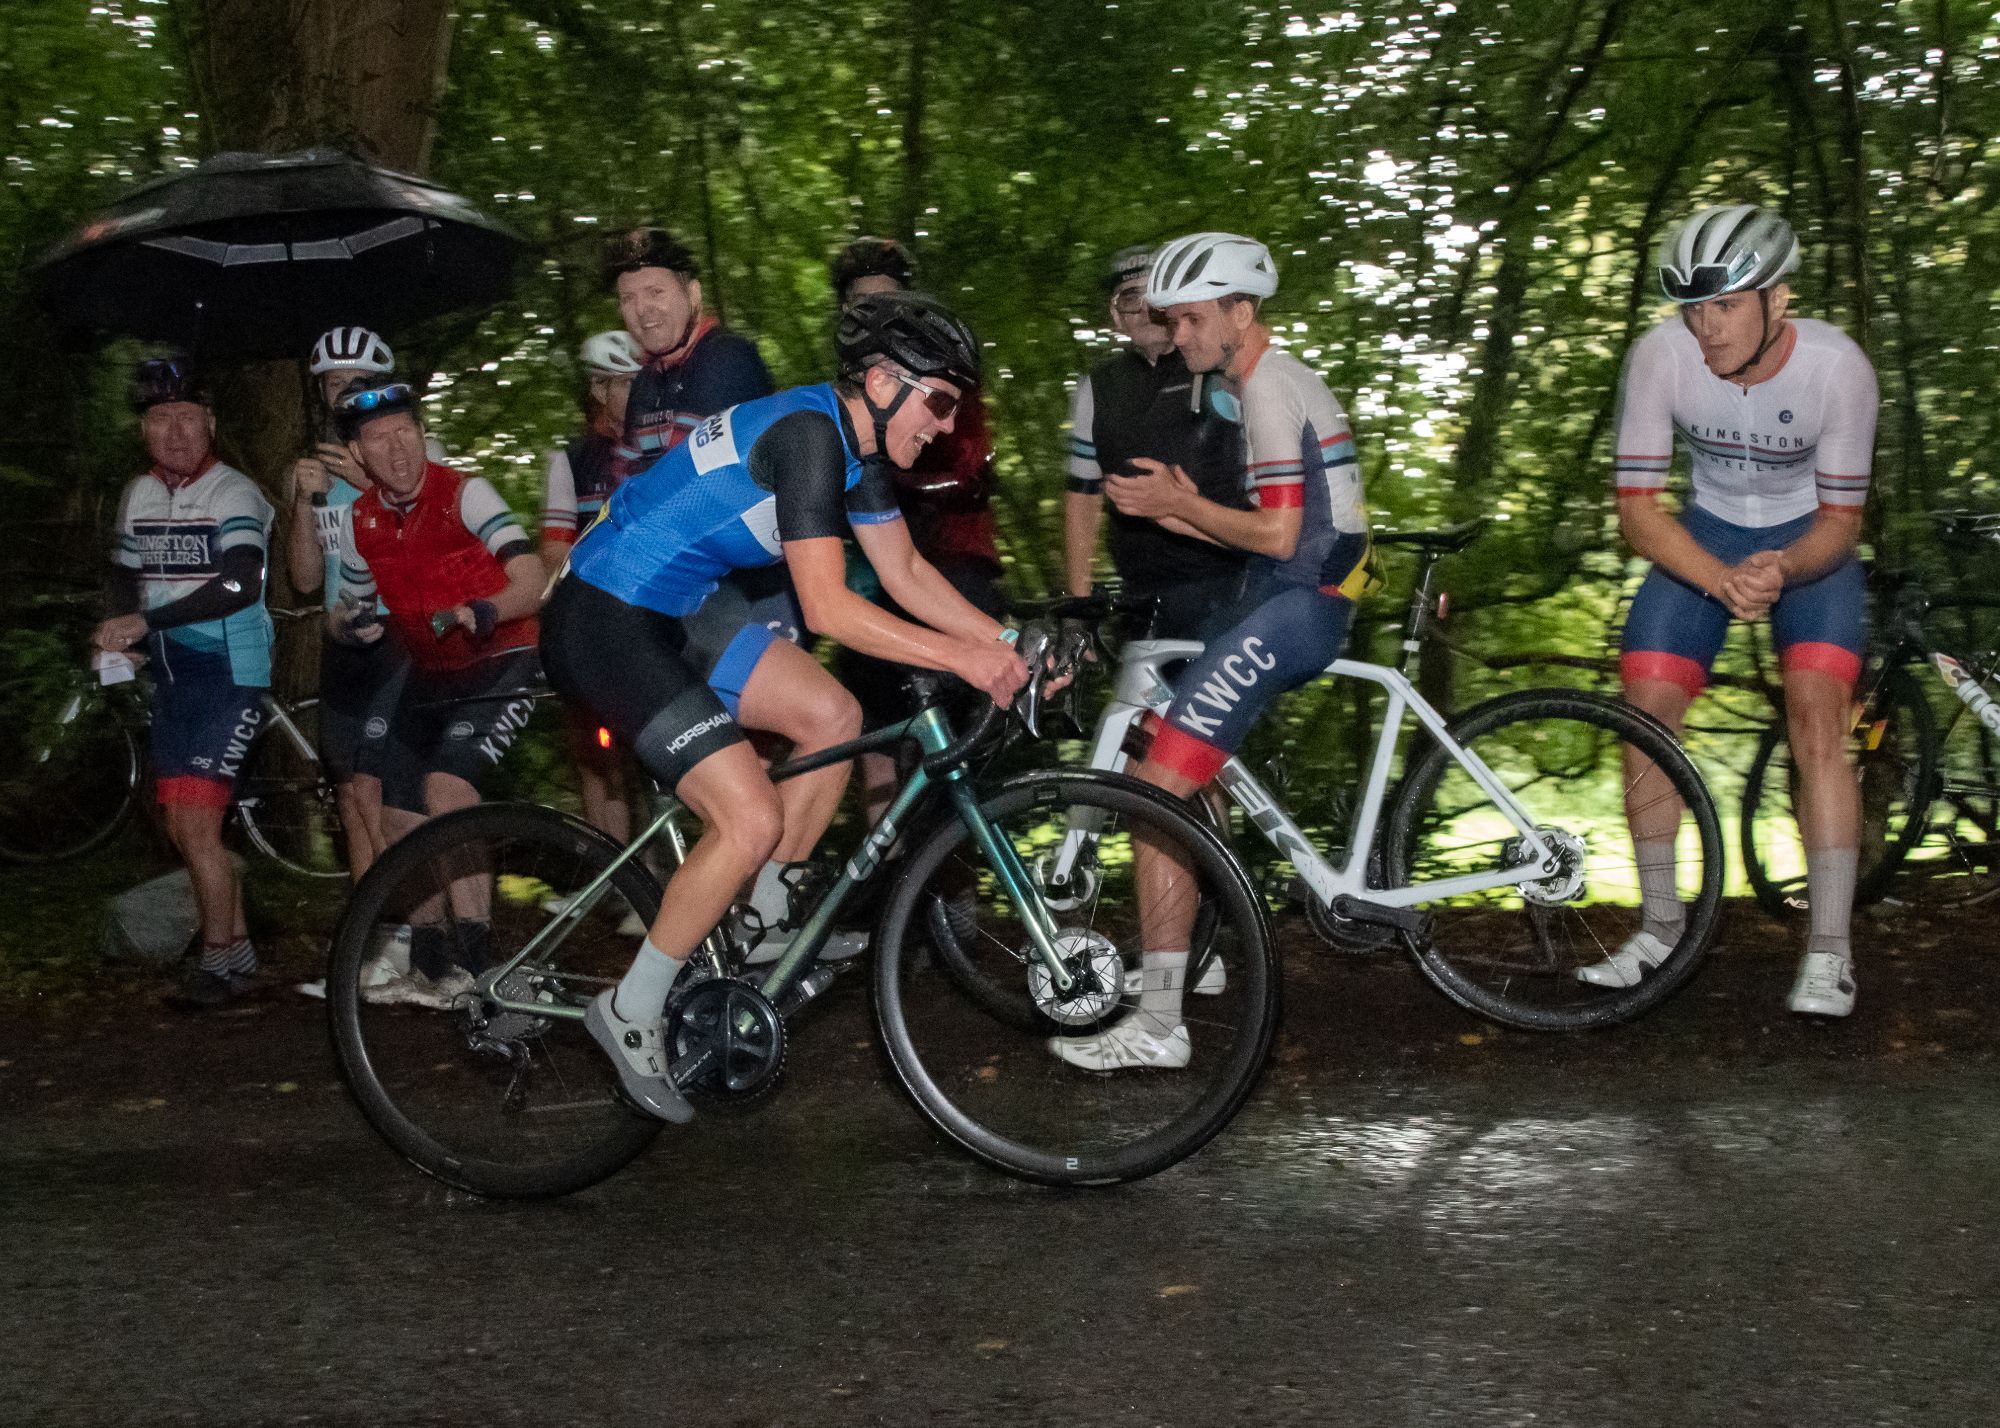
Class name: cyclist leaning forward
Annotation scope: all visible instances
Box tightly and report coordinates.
[1582,204,1877,1018]
[542,292,1029,1123]
[1086,232,1375,1071]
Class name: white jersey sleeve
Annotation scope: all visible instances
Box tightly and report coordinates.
[457,476,530,557]
[1811,341,1878,511]
[112,478,145,570]
[1065,374,1102,491]
[541,448,578,538]
[210,469,274,557]
[1611,323,1677,501]
[335,512,376,607]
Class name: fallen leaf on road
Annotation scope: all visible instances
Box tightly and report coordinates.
[1458,1033,1484,1047]
[975,1066,998,1082]
[975,1340,1007,1353]
[275,1081,299,1093]
[1159,1285,1197,1298]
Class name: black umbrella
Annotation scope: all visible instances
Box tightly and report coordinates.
[34,148,525,359]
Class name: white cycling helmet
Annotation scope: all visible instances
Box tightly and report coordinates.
[1658,205,1800,304]
[579,329,643,378]
[1145,232,1279,308]
[310,326,394,375]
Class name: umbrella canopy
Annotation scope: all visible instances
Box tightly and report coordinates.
[34,148,526,360]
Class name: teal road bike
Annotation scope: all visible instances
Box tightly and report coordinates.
[327,630,1280,1198]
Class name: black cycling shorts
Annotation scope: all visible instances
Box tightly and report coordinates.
[380,647,542,813]
[319,633,410,784]
[541,575,747,792]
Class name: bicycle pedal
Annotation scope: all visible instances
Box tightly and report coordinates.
[1328,895,1431,938]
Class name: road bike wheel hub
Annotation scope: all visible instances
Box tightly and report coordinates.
[1512,826,1587,905]
[1026,928,1124,1026]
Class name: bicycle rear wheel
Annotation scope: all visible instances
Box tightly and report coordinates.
[1885,707,2000,909]
[0,661,139,864]
[1384,690,1724,1031]
[874,770,1278,1186]
[1740,668,1933,919]
[236,698,348,879]
[328,802,666,1198]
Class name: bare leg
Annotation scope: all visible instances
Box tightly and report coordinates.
[163,801,241,946]
[337,773,390,881]
[734,641,861,862]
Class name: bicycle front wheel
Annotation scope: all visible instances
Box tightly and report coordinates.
[874,770,1278,1186]
[1384,690,1724,1031]
[328,802,666,1198]
[0,668,139,863]
[1740,668,1934,919]
[236,699,348,879]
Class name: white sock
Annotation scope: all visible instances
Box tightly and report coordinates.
[1634,838,1685,943]
[614,936,684,1023]
[1806,846,1857,960]
[1136,950,1188,1030]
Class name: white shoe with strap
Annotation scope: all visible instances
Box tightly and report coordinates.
[1049,1017,1191,1072]
[1574,929,1674,989]
[1787,950,1856,1018]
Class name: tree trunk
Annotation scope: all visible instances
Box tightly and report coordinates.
[897,0,931,245]
[174,0,456,694]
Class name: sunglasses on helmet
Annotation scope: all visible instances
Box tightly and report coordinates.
[1659,252,1759,303]
[893,371,962,422]
[337,382,415,415]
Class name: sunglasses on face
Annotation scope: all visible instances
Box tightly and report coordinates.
[337,382,414,416]
[894,371,962,422]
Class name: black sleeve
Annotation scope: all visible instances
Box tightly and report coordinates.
[106,565,141,618]
[493,538,534,565]
[750,410,857,543]
[843,459,903,525]
[141,546,265,632]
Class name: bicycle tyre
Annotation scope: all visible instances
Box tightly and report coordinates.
[874,769,1278,1186]
[0,679,140,864]
[235,698,349,880]
[1739,668,1935,919]
[328,802,666,1199]
[1384,689,1725,1031]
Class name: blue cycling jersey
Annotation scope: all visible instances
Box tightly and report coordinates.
[568,383,903,618]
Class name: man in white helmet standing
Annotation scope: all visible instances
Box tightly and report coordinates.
[1582,203,1878,1018]
[539,330,647,882]
[1067,231,1375,1070]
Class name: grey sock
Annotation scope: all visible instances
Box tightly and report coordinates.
[1137,950,1188,1028]
[614,936,684,1023]
[1634,839,1685,943]
[1806,846,1858,959]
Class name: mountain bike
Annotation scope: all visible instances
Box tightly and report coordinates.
[0,608,348,877]
[1043,523,1727,1032]
[325,629,1280,1198]
[1741,511,2000,914]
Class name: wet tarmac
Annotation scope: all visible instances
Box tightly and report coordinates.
[5,930,1998,1426]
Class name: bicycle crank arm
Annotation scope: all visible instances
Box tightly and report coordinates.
[1328,895,1433,941]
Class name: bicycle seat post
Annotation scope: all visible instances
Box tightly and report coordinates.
[1400,548,1443,676]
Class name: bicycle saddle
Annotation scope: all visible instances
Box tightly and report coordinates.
[1371,517,1489,553]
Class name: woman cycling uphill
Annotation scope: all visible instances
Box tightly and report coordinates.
[541,292,1029,1122]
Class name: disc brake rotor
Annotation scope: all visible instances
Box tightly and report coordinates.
[1026,928,1125,1026]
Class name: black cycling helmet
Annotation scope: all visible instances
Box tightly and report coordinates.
[604,226,699,285]
[831,236,917,304]
[332,377,419,442]
[131,356,208,413]
[835,292,982,392]
[1106,244,1155,294]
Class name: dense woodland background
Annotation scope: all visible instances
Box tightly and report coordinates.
[5,0,2000,772]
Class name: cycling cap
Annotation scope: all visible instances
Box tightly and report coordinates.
[835,292,982,390]
[132,356,208,412]
[1107,245,1155,292]
[831,237,917,302]
[332,378,419,442]
[1146,232,1279,307]
[579,330,643,377]
[310,326,395,376]
[605,227,699,283]
[1658,205,1800,304]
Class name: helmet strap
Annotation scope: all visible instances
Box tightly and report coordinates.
[862,369,915,463]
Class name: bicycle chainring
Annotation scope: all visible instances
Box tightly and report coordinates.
[666,978,787,1109]
[1026,928,1125,1026]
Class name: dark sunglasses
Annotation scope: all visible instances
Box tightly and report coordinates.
[337,382,415,415]
[894,371,962,422]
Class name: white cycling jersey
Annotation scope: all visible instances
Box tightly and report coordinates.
[1612,317,1878,528]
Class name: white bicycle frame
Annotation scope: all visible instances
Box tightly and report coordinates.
[1053,638,1561,907]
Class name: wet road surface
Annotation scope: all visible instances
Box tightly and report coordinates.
[5,941,1998,1426]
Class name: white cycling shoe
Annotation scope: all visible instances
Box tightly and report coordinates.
[1050,1018,1191,1072]
[1122,957,1226,997]
[1787,950,1856,1018]
[1574,929,1674,989]
[585,989,694,1124]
